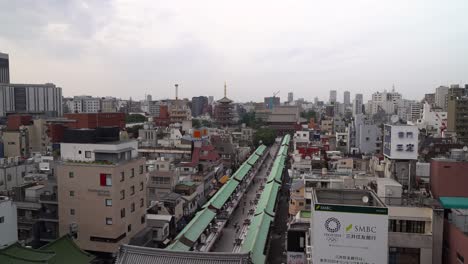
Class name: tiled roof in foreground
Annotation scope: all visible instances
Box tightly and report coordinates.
[115,244,250,264]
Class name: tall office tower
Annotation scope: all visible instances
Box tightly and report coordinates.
[288,92,294,103]
[314,97,319,105]
[0,83,63,117]
[329,90,337,104]
[58,132,146,253]
[448,95,468,143]
[0,52,9,83]
[435,86,449,110]
[191,96,208,117]
[353,93,363,117]
[343,91,350,106]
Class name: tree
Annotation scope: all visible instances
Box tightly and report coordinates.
[192,119,201,128]
[126,114,147,124]
[300,110,316,122]
[127,125,143,138]
[240,112,266,129]
[254,127,277,146]
[201,120,213,128]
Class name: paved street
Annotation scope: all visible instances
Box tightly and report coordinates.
[212,144,279,253]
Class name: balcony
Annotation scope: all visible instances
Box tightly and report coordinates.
[38,211,59,222]
[39,193,58,204]
[39,231,59,242]
[18,216,40,225]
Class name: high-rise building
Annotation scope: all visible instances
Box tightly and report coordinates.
[288,92,294,103]
[101,97,118,113]
[329,90,337,104]
[353,93,363,117]
[264,96,280,109]
[447,94,468,143]
[58,134,146,253]
[191,96,208,117]
[0,83,63,117]
[343,91,350,106]
[0,52,9,83]
[435,86,449,110]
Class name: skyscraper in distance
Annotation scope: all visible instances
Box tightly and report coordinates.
[329,90,337,104]
[0,52,9,83]
[288,92,293,103]
[344,91,350,106]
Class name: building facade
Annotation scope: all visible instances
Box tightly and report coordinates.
[57,140,147,253]
[383,125,419,160]
[0,52,9,84]
[0,196,17,248]
[0,83,63,117]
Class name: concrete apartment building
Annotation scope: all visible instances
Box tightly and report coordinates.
[57,137,147,254]
[447,94,468,143]
[0,52,9,84]
[0,83,63,117]
[0,196,17,248]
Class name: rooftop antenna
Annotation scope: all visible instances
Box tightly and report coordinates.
[224,81,227,98]
[175,84,179,100]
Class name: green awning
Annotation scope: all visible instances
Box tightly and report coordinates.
[233,163,252,181]
[255,182,280,216]
[439,197,468,209]
[241,213,273,264]
[247,153,260,165]
[255,145,267,156]
[175,208,216,244]
[207,179,239,210]
[166,240,190,251]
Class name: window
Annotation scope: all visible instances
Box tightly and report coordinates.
[140,198,144,208]
[106,217,113,225]
[0,216,4,223]
[120,172,125,182]
[140,182,144,191]
[139,165,144,174]
[406,132,413,138]
[457,252,465,264]
[389,220,425,233]
[121,208,126,218]
[70,191,75,197]
[120,190,125,200]
[105,199,112,207]
[70,209,75,215]
[130,186,135,195]
[100,174,112,186]
[131,203,135,212]
[128,224,132,232]
[131,168,135,177]
[299,202,304,206]
[141,215,145,224]
[85,151,91,158]
[69,172,74,178]
[7,174,11,181]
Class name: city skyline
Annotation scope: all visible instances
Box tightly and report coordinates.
[1,0,468,102]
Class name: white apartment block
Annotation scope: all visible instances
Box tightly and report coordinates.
[0,196,18,248]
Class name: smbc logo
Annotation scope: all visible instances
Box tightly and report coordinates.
[324,217,341,233]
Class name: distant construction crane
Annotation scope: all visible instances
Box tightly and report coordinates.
[269,90,280,109]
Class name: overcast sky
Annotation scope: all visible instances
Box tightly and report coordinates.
[1,0,468,102]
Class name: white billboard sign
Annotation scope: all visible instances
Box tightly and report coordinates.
[312,204,388,264]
